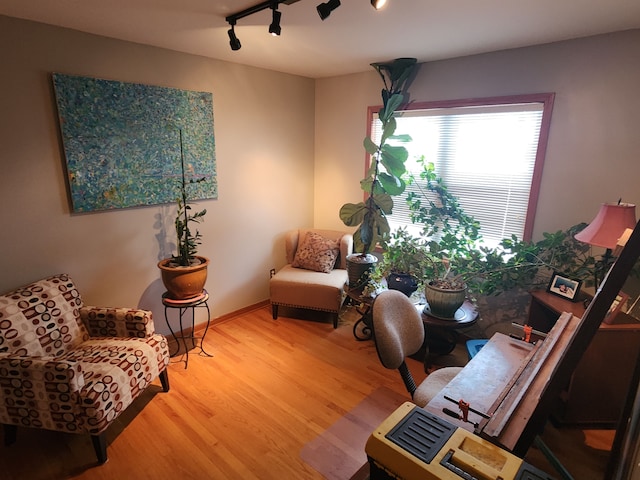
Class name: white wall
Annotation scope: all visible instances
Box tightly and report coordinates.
[0,16,315,334]
[314,30,640,241]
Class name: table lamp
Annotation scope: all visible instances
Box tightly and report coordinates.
[574,202,636,286]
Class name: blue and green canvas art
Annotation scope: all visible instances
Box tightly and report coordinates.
[52,74,217,212]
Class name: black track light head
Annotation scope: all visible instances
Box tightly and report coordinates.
[317,0,340,20]
[228,26,241,51]
[269,9,282,36]
[371,0,387,9]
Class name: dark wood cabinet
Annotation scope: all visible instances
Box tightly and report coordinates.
[528,290,640,427]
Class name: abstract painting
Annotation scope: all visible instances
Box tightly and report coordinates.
[52,73,217,212]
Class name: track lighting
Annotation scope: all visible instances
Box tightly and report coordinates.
[228,24,241,51]
[269,7,282,36]
[225,0,386,50]
[316,0,340,20]
[226,0,296,50]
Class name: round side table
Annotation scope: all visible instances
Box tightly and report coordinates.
[417,300,479,370]
[162,290,213,368]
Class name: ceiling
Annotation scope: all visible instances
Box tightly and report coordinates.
[1,0,640,78]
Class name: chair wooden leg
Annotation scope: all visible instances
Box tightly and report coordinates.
[3,424,17,446]
[272,304,278,319]
[91,433,108,464]
[333,312,338,329]
[159,369,170,392]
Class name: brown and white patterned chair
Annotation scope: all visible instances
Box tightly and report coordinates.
[0,273,170,464]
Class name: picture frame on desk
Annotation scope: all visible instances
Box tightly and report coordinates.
[547,271,581,301]
[603,291,629,324]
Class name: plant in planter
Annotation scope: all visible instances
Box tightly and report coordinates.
[339,57,417,288]
[157,130,210,300]
[369,227,430,297]
[396,156,606,317]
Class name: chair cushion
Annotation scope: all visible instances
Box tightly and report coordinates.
[270,265,348,313]
[60,334,169,435]
[413,367,463,407]
[291,231,339,273]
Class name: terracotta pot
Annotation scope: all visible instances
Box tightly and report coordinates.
[424,281,467,319]
[158,256,209,300]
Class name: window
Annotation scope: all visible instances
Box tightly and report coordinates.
[368,94,554,245]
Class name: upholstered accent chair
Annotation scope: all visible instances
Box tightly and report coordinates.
[371,290,462,407]
[269,228,353,328]
[0,274,170,464]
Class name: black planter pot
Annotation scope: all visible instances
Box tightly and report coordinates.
[386,273,419,297]
[346,253,378,292]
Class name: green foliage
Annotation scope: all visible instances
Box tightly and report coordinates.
[371,157,608,297]
[371,228,432,283]
[339,58,417,255]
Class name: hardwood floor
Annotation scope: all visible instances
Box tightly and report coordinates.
[0,305,615,479]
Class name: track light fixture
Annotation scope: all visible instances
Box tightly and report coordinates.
[228,23,241,51]
[269,7,282,36]
[226,0,296,50]
[225,0,387,50]
[316,0,340,20]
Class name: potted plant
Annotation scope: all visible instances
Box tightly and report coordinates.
[387,156,606,318]
[370,227,430,297]
[158,130,209,300]
[339,57,417,289]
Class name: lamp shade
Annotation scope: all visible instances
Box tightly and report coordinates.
[574,203,637,249]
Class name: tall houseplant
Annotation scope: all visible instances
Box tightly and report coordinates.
[158,130,210,299]
[339,57,417,288]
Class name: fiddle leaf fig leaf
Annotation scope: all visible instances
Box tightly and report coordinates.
[390,133,412,143]
[379,173,406,196]
[339,202,367,226]
[372,192,394,214]
[381,144,408,176]
[382,93,404,119]
[380,116,397,144]
[363,136,379,155]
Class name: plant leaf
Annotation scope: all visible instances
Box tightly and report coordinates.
[339,202,367,226]
[363,136,379,155]
[378,173,405,196]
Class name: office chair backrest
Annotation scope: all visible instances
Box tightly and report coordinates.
[372,290,425,369]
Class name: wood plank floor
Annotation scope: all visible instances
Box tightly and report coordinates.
[0,305,615,479]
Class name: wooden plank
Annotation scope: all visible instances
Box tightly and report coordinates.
[482,311,573,439]
[424,333,535,428]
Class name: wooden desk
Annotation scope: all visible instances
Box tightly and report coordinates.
[529,290,640,427]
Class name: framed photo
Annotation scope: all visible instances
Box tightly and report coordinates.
[547,272,581,301]
[603,291,629,324]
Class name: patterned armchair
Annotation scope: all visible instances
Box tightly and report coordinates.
[0,274,170,464]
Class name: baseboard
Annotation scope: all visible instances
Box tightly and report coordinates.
[165,300,270,354]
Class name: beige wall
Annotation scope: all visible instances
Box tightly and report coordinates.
[314,30,640,241]
[2,13,640,333]
[0,16,315,334]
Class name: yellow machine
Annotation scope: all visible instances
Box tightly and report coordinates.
[365,402,554,480]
